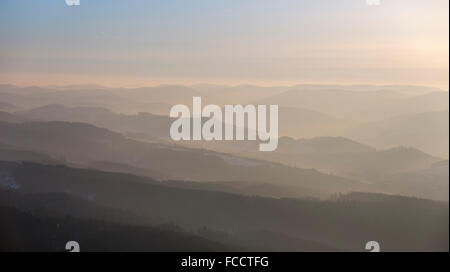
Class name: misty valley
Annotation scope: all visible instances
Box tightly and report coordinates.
[0,84,448,252]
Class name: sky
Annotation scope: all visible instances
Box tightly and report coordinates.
[0,0,448,89]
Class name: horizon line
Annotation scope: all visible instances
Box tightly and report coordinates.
[1,82,448,92]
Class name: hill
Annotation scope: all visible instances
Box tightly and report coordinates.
[0,161,447,251]
[0,121,361,198]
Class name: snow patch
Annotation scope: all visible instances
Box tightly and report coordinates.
[0,170,20,190]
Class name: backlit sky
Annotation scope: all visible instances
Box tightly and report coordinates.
[0,0,448,89]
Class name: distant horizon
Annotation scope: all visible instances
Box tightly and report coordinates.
[1,81,449,92]
[1,0,448,91]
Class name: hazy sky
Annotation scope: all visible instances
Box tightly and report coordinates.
[0,0,448,89]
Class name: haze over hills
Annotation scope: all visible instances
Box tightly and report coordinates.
[240,137,441,176]
[285,84,447,95]
[16,102,449,158]
[1,84,208,114]
[2,0,448,252]
[343,111,449,158]
[277,107,354,138]
[0,161,447,251]
[0,120,364,198]
[0,114,447,200]
[2,83,446,156]
[257,88,449,121]
[5,98,448,200]
[203,136,448,201]
[1,84,447,115]
[190,84,289,105]
[18,104,171,140]
[0,83,448,252]
[17,104,353,141]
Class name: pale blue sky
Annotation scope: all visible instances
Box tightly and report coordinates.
[0,0,448,88]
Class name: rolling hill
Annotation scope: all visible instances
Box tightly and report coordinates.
[0,161,447,251]
[0,120,361,198]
